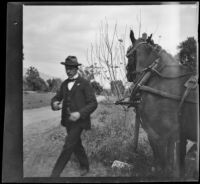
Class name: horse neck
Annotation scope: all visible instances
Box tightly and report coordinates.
[152,50,182,73]
[155,50,195,77]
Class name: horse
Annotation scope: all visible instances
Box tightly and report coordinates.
[126,30,198,178]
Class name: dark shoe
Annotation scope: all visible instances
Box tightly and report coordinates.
[80,168,89,176]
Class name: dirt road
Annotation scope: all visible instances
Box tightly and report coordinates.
[23,95,106,127]
[23,95,111,177]
[23,106,61,127]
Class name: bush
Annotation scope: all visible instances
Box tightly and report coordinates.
[110,80,125,96]
[25,66,48,91]
[101,88,112,96]
[23,77,30,91]
[82,119,151,167]
[91,81,103,95]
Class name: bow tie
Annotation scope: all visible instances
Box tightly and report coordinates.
[67,78,77,82]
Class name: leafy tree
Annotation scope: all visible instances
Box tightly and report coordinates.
[25,66,48,91]
[47,78,62,92]
[46,79,53,91]
[91,81,103,95]
[23,77,29,91]
[177,37,197,71]
[36,77,48,92]
[26,66,40,80]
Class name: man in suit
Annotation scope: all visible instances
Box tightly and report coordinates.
[50,56,98,177]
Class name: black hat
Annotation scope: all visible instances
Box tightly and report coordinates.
[60,56,82,67]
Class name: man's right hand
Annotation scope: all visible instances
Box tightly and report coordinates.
[52,101,62,111]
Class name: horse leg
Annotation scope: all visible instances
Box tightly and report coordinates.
[166,137,175,175]
[172,137,187,178]
[148,137,159,166]
[179,134,187,177]
[158,141,169,175]
[148,136,166,173]
[177,113,187,178]
[166,136,181,177]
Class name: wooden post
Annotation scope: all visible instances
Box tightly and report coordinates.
[173,141,180,177]
[133,108,140,152]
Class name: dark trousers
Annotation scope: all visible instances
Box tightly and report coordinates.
[50,125,89,177]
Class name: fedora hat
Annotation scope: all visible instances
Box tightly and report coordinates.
[60,56,82,67]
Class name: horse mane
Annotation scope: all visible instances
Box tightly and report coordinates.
[144,40,179,66]
[153,45,195,76]
[159,48,179,65]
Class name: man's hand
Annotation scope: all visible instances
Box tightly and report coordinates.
[69,112,80,122]
[52,101,62,111]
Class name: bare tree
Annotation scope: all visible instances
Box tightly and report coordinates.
[86,18,129,100]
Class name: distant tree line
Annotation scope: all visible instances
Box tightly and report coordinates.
[23,66,104,95]
[23,66,62,92]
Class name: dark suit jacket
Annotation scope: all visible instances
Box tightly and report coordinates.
[51,76,98,130]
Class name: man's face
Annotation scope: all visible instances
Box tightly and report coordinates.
[65,66,78,79]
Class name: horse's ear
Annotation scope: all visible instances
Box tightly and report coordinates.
[130,30,136,44]
[147,34,152,43]
[147,33,155,45]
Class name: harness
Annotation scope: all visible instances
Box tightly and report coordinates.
[116,41,198,141]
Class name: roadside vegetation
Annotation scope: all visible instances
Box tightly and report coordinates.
[24,100,155,177]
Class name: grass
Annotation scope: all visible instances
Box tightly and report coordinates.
[23,92,198,180]
[81,108,154,177]
[24,99,155,178]
[23,91,55,109]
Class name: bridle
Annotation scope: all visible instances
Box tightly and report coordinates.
[126,41,148,58]
[126,40,163,57]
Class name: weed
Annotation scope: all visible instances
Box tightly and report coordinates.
[82,116,152,175]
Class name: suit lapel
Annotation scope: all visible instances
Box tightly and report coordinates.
[69,76,82,96]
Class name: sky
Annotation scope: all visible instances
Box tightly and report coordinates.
[23,3,198,88]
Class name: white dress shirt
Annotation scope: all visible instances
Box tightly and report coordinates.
[68,73,79,90]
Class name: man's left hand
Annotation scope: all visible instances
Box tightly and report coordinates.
[69,112,81,122]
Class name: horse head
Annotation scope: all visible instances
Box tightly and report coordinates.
[126,30,160,82]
